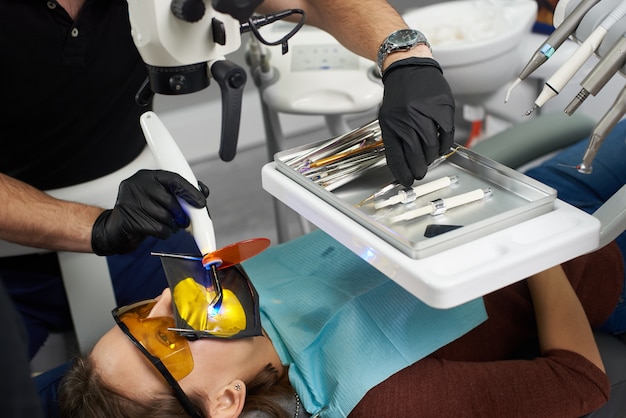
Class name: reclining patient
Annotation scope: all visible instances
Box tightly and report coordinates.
[57,126,626,418]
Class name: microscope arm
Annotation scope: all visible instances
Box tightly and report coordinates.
[210,60,247,162]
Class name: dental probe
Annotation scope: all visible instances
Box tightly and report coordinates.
[355,181,402,207]
[374,175,459,209]
[505,0,601,103]
[389,188,492,224]
[565,32,626,115]
[525,0,626,116]
[577,84,626,173]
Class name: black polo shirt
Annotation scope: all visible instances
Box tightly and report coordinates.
[0,0,149,189]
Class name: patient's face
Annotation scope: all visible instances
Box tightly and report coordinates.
[91,288,269,403]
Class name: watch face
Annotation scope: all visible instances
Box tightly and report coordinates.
[388,29,418,47]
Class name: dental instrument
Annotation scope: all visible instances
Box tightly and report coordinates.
[355,147,461,207]
[388,188,492,224]
[564,32,626,115]
[140,112,217,262]
[505,0,601,103]
[304,150,385,180]
[355,182,403,207]
[305,141,384,170]
[374,175,459,209]
[577,85,626,173]
[287,121,381,171]
[525,0,626,116]
[316,154,386,189]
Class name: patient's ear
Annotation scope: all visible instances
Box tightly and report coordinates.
[209,379,246,418]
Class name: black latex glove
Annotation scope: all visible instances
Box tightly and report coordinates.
[379,57,455,186]
[91,169,210,256]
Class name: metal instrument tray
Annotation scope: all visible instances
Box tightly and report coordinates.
[274,139,557,259]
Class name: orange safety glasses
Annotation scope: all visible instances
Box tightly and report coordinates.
[112,300,200,417]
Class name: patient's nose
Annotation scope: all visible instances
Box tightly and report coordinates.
[148,288,173,318]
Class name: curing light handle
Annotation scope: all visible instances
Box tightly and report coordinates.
[140,111,217,256]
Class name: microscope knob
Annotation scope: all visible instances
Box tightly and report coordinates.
[170,0,205,23]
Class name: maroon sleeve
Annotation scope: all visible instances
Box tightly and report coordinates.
[350,349,609,417]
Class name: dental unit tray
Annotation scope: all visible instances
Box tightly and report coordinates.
[264,124,601,308]
[274,128,557,259]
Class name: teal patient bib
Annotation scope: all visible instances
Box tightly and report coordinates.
[243,230,487,417]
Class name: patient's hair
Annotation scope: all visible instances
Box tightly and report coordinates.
[58,355,294,418]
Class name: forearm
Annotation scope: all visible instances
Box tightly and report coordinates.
[257,0,432,69]
[0,173,103,253]
[527,265,604,372]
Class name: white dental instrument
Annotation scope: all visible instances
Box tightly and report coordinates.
[389,188,492,224]
[356,147,461,208]
[139,111,217,260]
[374,175,459,209]
[525,0,626,115]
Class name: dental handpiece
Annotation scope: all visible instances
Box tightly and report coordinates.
[565,32,626,115]
[526,0,626,115]
[374,175,459,209]
[505,0,602,102]
[577,84,626,174]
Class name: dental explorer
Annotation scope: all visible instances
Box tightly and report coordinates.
[577,84,626,174]
[564,32,626,115]
[505,0,601,103]
[525,0,626,116]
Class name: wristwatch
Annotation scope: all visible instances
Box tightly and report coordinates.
[376,29,430,75]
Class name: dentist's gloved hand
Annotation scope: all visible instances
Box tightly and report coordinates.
[379,57,455,187]
[91,169,210,256]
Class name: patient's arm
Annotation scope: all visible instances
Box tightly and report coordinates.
[351,349,609,417]
[527,264,605,372]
